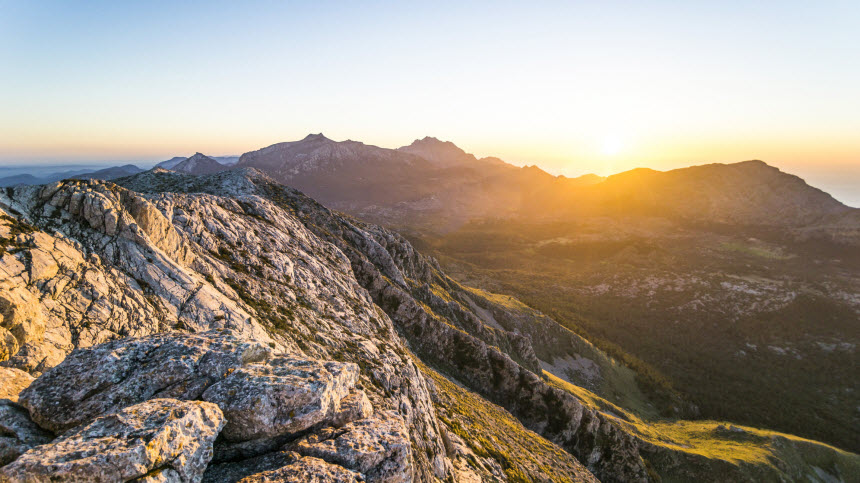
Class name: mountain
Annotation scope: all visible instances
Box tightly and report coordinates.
[550,160,853,226]
[237,134,593,230]
[1,169,856,481]
[172,152,229,175]
[214,155,240,166]
[399,136,481,167]
[236,135,860,243]
[236,133,446,208]
[156,155,239,170]
[72,164,144,180]
[0,174,42,187]
[154,156,188,169]
[0,165,143,187]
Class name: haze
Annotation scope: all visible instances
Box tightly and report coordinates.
[1,0,858,205]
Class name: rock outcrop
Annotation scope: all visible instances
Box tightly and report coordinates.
[201,356,362,442]
[0,398,224,482]
[294,411,413,483]
[237,456,361,483]
[18,330,272,434]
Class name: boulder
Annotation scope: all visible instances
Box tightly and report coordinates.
[237,456,361,483]
[201,357,359,442]
[18,330,271,433]
[0,398,224,482]
[0,399,53,466]
[295,411,412,483]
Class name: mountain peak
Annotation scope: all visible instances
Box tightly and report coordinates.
[399,136,476,167]
[302,133,329,142]
[172,152,228,176]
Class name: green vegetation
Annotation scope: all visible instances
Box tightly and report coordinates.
[0,213,36,257]
[545,371,860,481]
[418,360,587,483]
[407,218,860,453]
[720,241,793,260]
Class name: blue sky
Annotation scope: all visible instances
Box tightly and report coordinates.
[1,1,859,205]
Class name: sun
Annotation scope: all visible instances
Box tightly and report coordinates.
[601,135,624,156]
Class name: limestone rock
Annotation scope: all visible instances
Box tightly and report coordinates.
[1,343,65,378]
[329,389,373,428]
[18,330,271,433]
[201,357,359,442]
[0,287,45,363]
[295,411,413,483]
[0,398,224,482]
[0,399,53,466]
[237,456,361,483]
[0,367,34,402]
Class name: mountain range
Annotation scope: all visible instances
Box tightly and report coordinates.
[230,135,859,245]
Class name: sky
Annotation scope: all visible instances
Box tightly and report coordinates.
[1,1,859,205]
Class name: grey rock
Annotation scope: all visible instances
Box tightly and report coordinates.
[295,411,412,483]
[202,357,359,442]
[329,389,373,428]
[0,287,45,364]
[19,330,271,433]
[0,399,53,466]
[0,398,224,482]
[237,456,361,483]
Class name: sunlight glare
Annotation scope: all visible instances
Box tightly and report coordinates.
[601,135,623,157]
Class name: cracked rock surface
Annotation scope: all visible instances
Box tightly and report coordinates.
[0,398,224,482]
[0,400,53,467]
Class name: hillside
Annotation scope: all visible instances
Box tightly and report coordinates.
[172,153,230,175]
[0,169,856,481]
[536,160,852,227]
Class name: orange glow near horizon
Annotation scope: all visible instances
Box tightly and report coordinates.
[1,2,858,205]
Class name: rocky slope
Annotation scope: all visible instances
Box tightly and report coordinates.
[0,168,857,482]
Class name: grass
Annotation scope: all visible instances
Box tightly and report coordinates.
[0,213,36,257]
[412,219,860,452]
[545,371,860,481]
[418,360,591,483]
[719,241,793,260]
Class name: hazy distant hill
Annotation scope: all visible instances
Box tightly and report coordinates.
[0,164,143,186]
[237,134,612,230]
[398,136,509,168]
[72,164,144,180]
[0,174,42,187]
[155,154,239,171]
[170,153,229,175]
